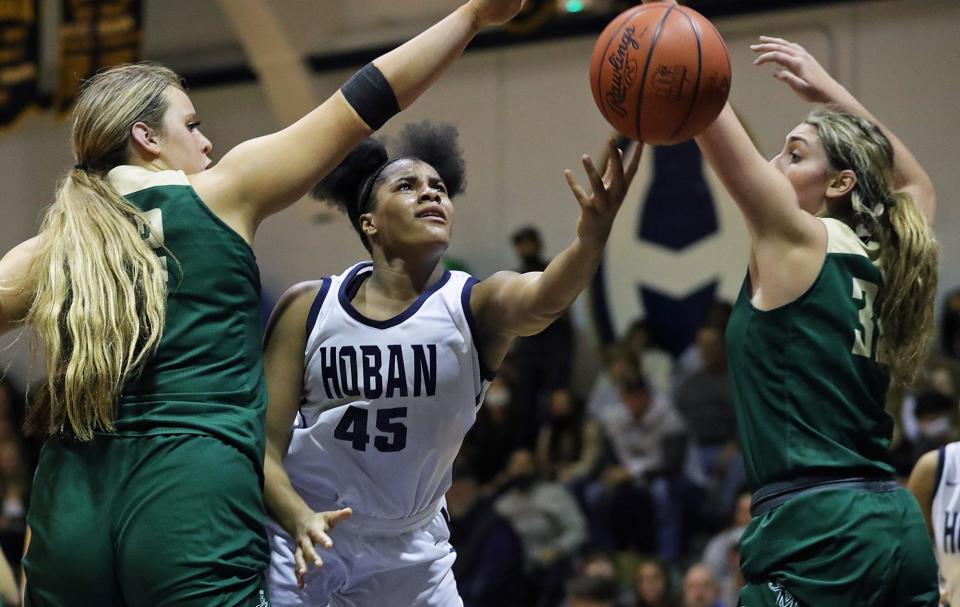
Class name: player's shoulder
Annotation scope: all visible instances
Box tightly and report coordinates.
[265,280,326,342]
[911,447,944,487]
[280,280,325,308]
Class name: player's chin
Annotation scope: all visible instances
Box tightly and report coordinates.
[417,222,452,243]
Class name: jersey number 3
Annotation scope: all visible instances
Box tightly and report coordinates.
[136,209,168,282]
[851,277,879,360]
[334,406,408,452]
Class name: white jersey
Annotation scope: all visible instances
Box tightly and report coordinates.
[933,441,960,606]
[283,262,493,535]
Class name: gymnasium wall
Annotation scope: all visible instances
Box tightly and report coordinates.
[1,0,957,386]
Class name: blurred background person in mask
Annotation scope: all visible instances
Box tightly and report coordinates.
[509,226,576,448]
[495,449,586,607]
[893,390,958,476]
[461,373,522,491]
[536,389,605,507]
[447,465,527,607]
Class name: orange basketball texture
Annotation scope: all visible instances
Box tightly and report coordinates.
[590,3,731,145]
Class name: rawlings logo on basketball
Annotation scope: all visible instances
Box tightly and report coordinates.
[652,65,689,101]
[591,5,730,143]
[605,25,645,118]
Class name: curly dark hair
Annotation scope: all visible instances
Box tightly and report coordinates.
[311,121,467,251]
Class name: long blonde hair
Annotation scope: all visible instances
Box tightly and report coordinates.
[27,63,182,439]
[807,107,939,386]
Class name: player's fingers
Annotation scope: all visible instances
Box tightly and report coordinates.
[307,526,334,551]
[749,42,795,57]
[300,535,324,568]
[564,170,591,210]
[753,51,802,71]
[327,507,352,529]
[582,156,609,212]
[606,139,624,182]
[760,35,808,57]
[773,70,810,91]
[758,35,800,50]
[294,547,307,588]
[624,142,643,186]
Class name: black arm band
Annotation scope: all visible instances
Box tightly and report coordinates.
[341,63,401,130]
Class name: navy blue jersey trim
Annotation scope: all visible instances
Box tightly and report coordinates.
[935,445,947,500]
[339,262,452,329]
[462,277,496,382]
[306,278,332,337]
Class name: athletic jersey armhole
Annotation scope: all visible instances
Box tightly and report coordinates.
[935,445,947,500]
[306,278,332,338]
[461,277,496,382]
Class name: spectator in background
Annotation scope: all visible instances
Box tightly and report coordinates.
[673,300,732,391]
[942,289,960,359]
[566,575,621,607]
[536,389,605,490]
[447,468,527,607]
[719,544,745,607]
[600,378,684,475]
[588,345,640,421]
[701,490,750,585]
[634,557,678,607]
[898,356,959,453]
[594,377,693,561]
[624,319,673,398]
[892,390,959,476]
[0,378,40,472]
[461,374,522,489]
[682,564,725,607]
[495,449,587,607]
[675,325,744,519]
[0,380,22,431]
[509,226,575,447]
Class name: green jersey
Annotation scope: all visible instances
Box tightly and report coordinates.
[105,166,267,471]
[726,218,894,490]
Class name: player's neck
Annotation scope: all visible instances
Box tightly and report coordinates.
[366,256,445,302]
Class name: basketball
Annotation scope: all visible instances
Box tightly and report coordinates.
[590,2,731,145]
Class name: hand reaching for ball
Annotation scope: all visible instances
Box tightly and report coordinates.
[751,36,847,104]
[564,139,643,249]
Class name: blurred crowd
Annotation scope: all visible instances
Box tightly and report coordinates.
[1,226,960,606]
[447,226,960,607]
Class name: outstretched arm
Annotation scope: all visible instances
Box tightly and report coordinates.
[752,36,936,224]
[0,237,40,337]
[262,282,352,588]
[198,0,525,237]
[694,102,820,244]
[470,140,641,370]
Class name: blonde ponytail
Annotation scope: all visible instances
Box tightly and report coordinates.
[26,63,181,439]
[875,191,939,385]
[807,107,939,386]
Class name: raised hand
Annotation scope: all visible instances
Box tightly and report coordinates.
[293,507,353,588]
[751,36,845,104]
[467,0,526,28]
[564,139,643,248]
